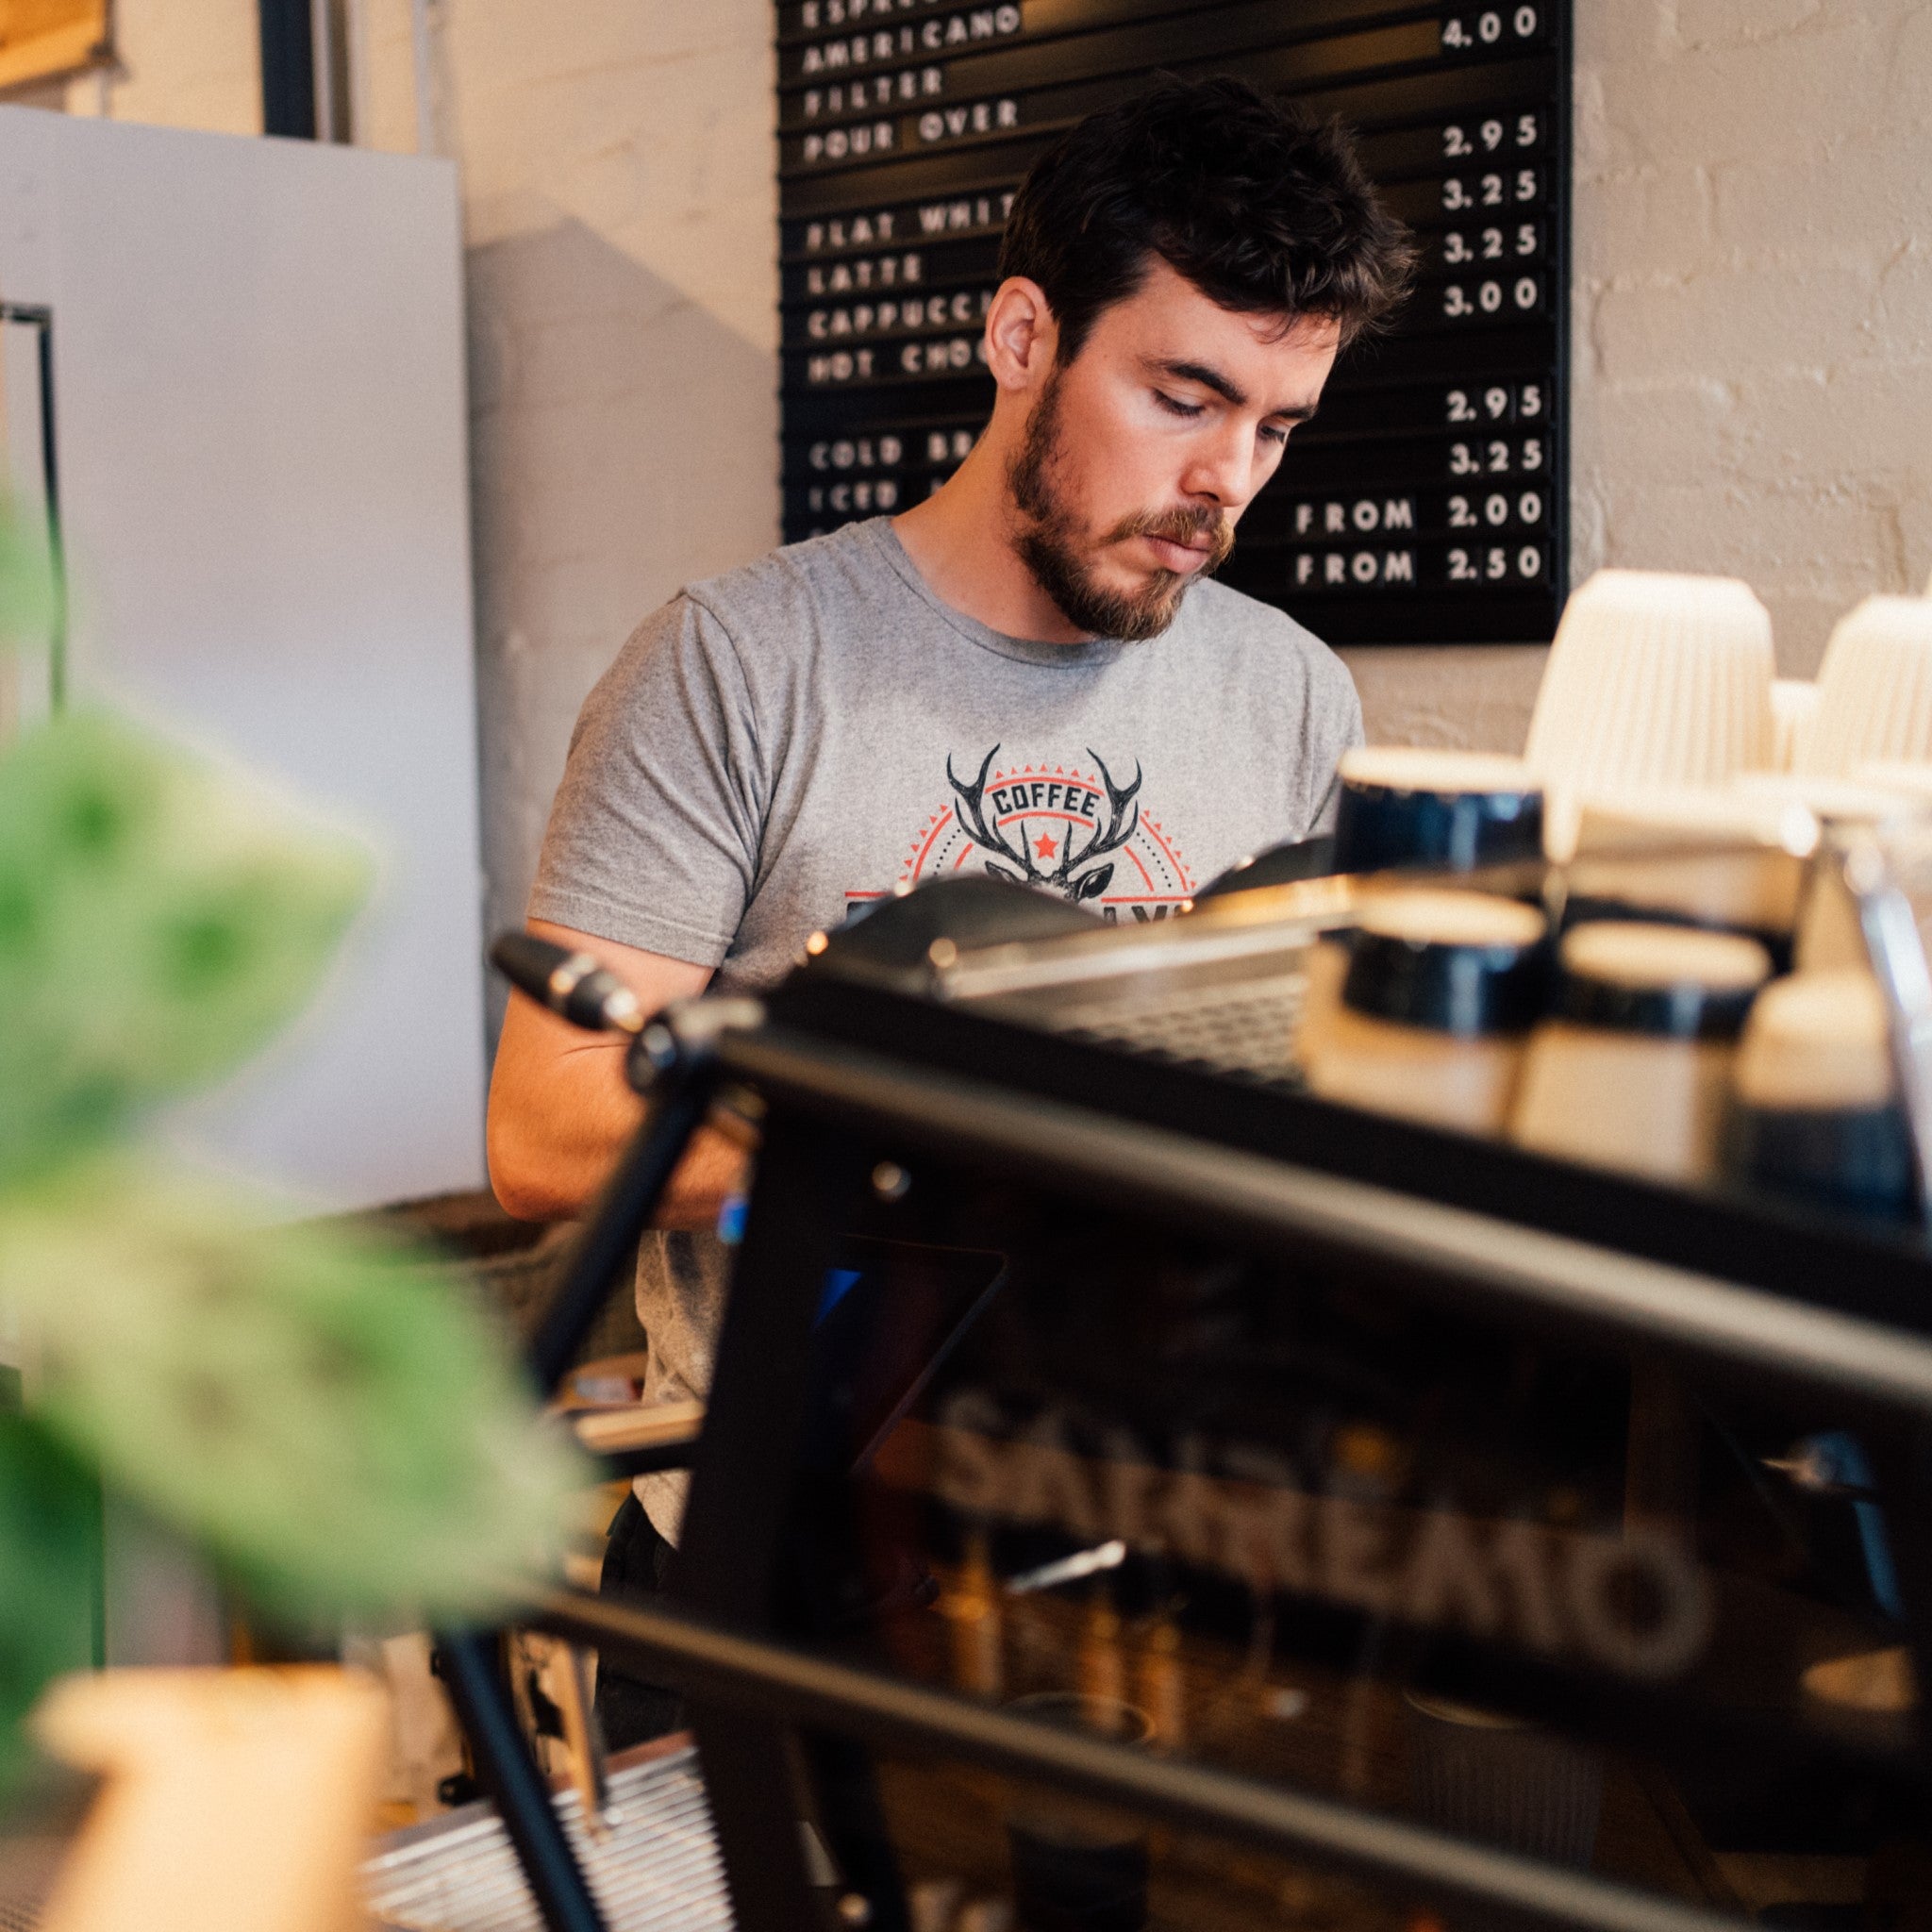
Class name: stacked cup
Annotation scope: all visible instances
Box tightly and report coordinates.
[1525,571,1775,858]
[1510,923,1773,1185]
[1299,888,1551,1135]
[1331,747,1545,876]
[1799,596,1932,777]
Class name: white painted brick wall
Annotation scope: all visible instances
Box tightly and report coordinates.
[1569,0,1932,685]
[25,0,1932,860]
[1352,0,1932,751]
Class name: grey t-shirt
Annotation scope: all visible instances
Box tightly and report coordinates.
[528,516,1361,1535]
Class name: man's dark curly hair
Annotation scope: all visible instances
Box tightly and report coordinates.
[997,75,1416,363]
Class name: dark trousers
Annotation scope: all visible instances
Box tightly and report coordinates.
[593,1491,685,1750]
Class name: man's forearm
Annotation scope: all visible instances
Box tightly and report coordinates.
[489,1034,751,1226]
[652,1124,752,1232]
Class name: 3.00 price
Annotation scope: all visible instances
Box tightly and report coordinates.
[1446,381,1545,424]
[1449,435,1544,476]
[1448,542,1545,583]
[1442,274,1542,320]
[1442,7,1543,51]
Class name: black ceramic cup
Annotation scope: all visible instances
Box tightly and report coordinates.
[1331,747,1544,875]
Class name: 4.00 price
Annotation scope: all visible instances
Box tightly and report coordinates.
[1442,7,1542,50]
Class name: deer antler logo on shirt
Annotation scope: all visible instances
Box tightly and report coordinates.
[945,742,1142,902]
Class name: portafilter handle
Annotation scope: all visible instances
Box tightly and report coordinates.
[491,931,644,1036]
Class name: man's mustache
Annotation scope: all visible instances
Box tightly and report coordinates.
[1105,505,1236,573]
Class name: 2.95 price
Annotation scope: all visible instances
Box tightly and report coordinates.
[1446,381,1544,423]
[1442,111,1542,158]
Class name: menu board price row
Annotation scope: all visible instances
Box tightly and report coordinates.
[784,208,1545,316]
[791,260,1547,353]
[784,375,1549,488]
[782,3,1549,130]
[1274,539,1549,591]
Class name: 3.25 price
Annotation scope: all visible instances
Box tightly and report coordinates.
[1441,222,1541,266]
[1442,168,1541,211]
[1449,435,1544,476]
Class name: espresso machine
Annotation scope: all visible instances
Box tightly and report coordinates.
[403,867,1932,1932]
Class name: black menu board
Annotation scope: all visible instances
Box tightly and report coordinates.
[776,0,1571,645]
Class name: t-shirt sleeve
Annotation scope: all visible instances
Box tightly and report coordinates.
[1300,648,1365,838]
[526,595,762,967]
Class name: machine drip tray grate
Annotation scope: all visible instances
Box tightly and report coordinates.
[1048,974,1307,1081]
[365,1744,732,1932]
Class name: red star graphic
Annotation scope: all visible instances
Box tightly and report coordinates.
[1033,831,1058,859]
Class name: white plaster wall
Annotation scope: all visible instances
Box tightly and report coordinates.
[396,1,781,968]
[34,0,780,983]
[62,0,261,133]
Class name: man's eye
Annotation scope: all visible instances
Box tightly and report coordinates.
[1259,424,1291,447]
[1154,391,1203,419]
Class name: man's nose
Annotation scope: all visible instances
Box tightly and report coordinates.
[1179,422,1261,511]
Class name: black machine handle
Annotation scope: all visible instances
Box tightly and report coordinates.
[492,931,645,1037]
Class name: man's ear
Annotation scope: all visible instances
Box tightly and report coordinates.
[983,276,1058,391]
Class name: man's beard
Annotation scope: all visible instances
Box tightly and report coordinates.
[1006,365,1235,642]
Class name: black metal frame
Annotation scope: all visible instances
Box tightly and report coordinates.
[535,1587,1741,1932]
[433,1034,726,1932]
[452,977,1932,1932]
[0,304,69,711]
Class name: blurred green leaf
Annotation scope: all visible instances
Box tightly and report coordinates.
[2,1165,588,1626]
[0,711,372,1185]
[0,1416,98,1793]
[0,500,56,651]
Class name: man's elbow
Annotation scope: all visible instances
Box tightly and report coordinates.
[486,1105,564,1223]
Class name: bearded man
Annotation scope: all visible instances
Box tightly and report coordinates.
[488,74,1414,1742]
